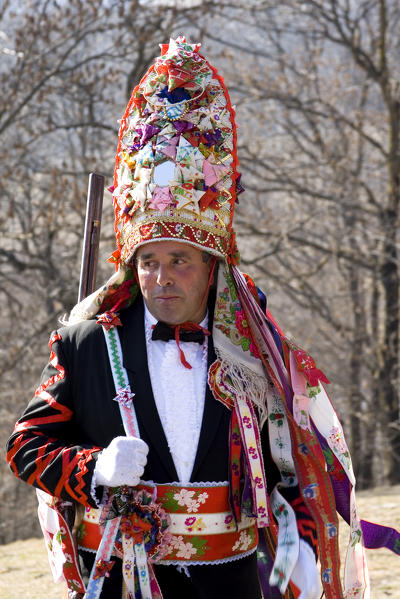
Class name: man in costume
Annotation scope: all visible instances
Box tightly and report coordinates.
[6,37,400,599]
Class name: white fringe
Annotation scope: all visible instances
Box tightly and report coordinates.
[214,348,269,428]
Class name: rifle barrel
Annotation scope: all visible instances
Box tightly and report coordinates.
[78,173,104,302]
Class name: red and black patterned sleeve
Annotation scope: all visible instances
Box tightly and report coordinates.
[280,486,319,560]
[6,331,101,508]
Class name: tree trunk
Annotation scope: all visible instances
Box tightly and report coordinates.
[379,96,400,484]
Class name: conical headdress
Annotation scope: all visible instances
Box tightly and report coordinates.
[110,36,242,266]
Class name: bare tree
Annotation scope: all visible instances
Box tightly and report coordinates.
[0,0,206,543]
[195,0,400,485]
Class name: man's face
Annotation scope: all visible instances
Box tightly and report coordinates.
[135,241,213,325]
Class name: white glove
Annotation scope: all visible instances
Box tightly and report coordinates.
[290,539,322,599]
[94,436,149,487]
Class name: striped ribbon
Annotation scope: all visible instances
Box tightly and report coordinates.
[83,326,152,599]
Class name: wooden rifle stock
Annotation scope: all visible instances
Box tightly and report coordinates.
[78,173,104,302]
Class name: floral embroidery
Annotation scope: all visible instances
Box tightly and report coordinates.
[80,484,259,568]
[177,541,197,559]
[257,506,268,520]
[55,527,67,544]
[67,579,86,593]
[274,503,288,519]
[76,523,87,543]
[350,528,362,547]
[93,558,115,579]
[167,489,209,513]
[242,415,252,429]
[254,476,264,490]
[325,522,338,539]
[286,342,329,386]
[214,272,259,358]
[328,426,352,472]
[232,530,254,552]
[235,309,260,358]
[183,516,206,533]
[272,566,285,584]
[269,411,285,427]
[207,359,235,410]
[306,382,321,398]
[164,534,209,560]
[322,568,332,583]
[248,446,258,460]
[328,426,349,457]
[344,584,363,598]
[303,483,319,499]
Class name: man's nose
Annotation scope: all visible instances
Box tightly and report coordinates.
[156,264,173,287]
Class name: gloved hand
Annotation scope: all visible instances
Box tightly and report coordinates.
[290,539,322,599]
[94,436,149,487]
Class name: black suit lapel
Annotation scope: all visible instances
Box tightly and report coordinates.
[190,295,228,481]
[118,297,178,481]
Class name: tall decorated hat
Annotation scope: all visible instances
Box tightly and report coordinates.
[110,36,242,267]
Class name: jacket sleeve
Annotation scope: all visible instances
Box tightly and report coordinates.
[6,331,101,508]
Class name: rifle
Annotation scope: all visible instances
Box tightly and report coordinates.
[61,173,104,599]
[78,172,105,302]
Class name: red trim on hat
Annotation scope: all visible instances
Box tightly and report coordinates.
[113,43,239,267]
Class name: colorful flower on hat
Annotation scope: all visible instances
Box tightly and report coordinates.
[199,186,219,211]
[158,85,191,103]
[131,124,160,150]
[148,187,174,212]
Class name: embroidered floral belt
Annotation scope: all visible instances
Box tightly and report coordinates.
[79,482,258,564]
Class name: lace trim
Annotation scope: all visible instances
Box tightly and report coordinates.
[78,544,258,565]
[157,545,257,566]
[90,468,102,508]
[141,479,229,488]
[78,545,97,554]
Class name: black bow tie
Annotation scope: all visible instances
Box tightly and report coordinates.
[151,321,206,344]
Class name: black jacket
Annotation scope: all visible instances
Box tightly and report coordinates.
[6,295,306,599]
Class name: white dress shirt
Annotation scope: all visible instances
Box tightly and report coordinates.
[144,304,209,483]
